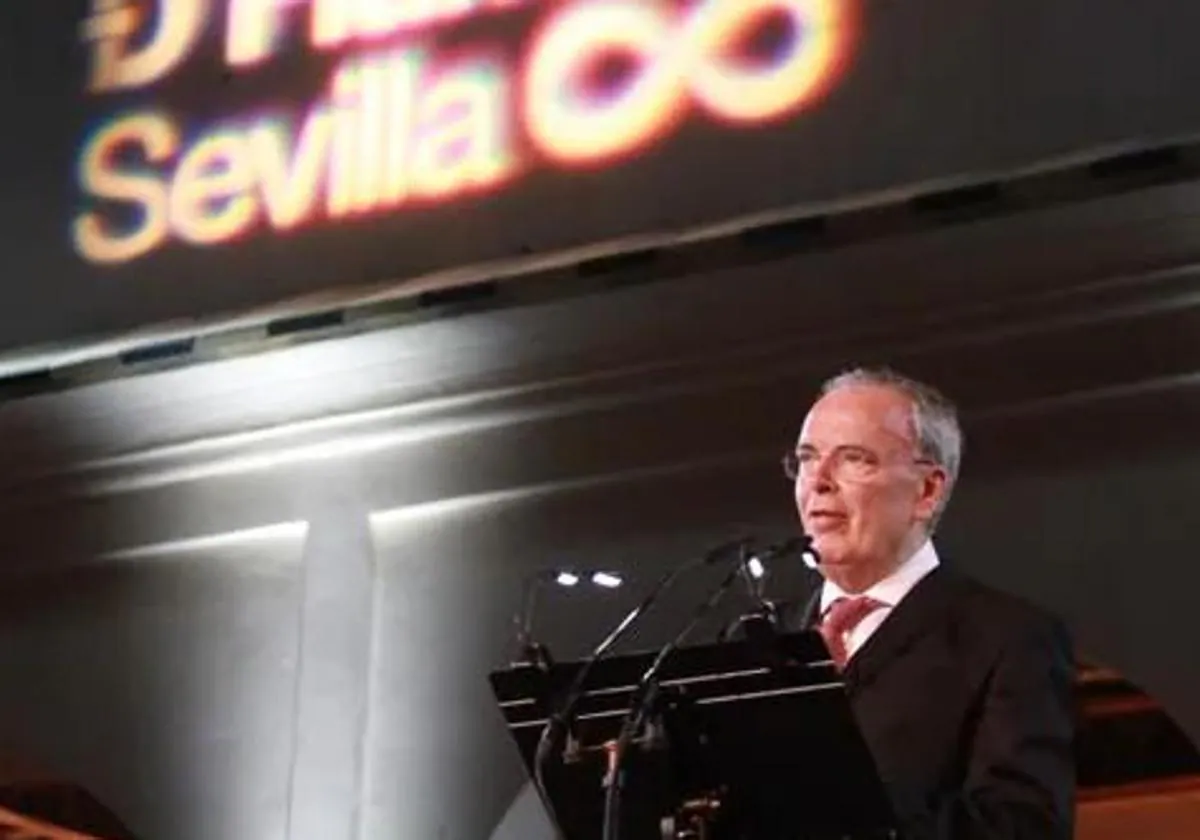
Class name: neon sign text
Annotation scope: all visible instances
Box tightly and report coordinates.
[82,0,212,93]
[225,0,527,68]
[75,0,855,265]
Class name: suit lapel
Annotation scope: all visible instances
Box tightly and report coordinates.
[841,566,959,692]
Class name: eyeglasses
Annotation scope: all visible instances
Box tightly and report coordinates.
[782,446,935,484]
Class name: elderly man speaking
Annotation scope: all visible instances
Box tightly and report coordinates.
[785,368,1075,840]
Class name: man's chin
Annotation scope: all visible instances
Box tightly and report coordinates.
[818,556,855,571]
[811,539,854,568]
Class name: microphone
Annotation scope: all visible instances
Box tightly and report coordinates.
[718,534,817,642]
[600,536,812,840]
[530,536,752,835]
[512,570,557,672]
[802,538,823,568]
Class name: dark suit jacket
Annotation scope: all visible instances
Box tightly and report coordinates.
[786,565,1076,840]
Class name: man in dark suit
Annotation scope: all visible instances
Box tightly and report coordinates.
[783,367,1075,840]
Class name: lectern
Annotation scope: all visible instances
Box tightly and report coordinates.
[489,630,898,840]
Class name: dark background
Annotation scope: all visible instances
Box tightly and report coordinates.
[3,0,1200,357]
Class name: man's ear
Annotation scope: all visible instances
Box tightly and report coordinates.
[914,466,948,523]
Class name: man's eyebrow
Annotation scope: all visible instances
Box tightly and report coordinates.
[796,443,877,455]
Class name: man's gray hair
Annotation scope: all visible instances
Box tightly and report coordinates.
[820,367,963,531]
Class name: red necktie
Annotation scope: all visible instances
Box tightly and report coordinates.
[819,596,885,670]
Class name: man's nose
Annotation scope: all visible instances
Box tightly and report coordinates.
[809,471,836,493]
[799,459,837,494]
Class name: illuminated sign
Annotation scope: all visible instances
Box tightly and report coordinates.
[74,0,856,265]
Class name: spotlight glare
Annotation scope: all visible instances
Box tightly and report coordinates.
[591,571,623,589]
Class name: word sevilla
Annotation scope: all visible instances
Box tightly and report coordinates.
[74,0,854,265]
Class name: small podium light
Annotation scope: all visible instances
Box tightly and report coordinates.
[547,569,622,589]
[590,571,623,589]
[513,567,626,669]
[746,557,765,580]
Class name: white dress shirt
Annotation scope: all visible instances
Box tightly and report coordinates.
[818,539,941,664]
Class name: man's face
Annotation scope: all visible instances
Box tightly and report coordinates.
[793,384,946,579]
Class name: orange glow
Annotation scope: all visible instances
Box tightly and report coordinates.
[248,109,335,230]
[687,0,851,124]
[77,0,857,264]
[76,48,515,263]
[523,2,687,166]
[170,131,260,244]
[383,51,424,204]
[228,0,520,67]
[523,0,849,166]
[326,49,515,215]
[351,0,477,43]
[410,61,517,198]
[328,56,369,217]
[226,0,305,68]
[75,113,179,263]
[82,0,211,93]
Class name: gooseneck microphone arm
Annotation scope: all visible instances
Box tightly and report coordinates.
[601,536,812,840]
[600,553,747,840]
[532,537,751,838]
[512,573,553,668]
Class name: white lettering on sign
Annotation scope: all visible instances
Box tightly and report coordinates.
[75,0,855,264]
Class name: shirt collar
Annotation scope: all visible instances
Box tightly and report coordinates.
[820,538,940,615]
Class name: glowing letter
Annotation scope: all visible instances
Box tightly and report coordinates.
[81,0,210,93]
[411,62,514,198]
[322,49,428,214]
[383,50,424,204]
[685,0,849,123]
[310,0,354,51]
[74,113,177,264]
[169,132,259,245]
[353,55,390,212]
[523,1,687,166]
[352,0,475,40]
[248,110,335,230]
[226,0,311,67]
[327,59,366,217]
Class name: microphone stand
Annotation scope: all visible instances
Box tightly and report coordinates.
[512,572,556,671]
[601,536,811,840]
[531,538,751,838]
[509,570,563,831]
[600,551,747,840]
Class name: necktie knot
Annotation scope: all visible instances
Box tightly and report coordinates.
[819,596,885,670]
